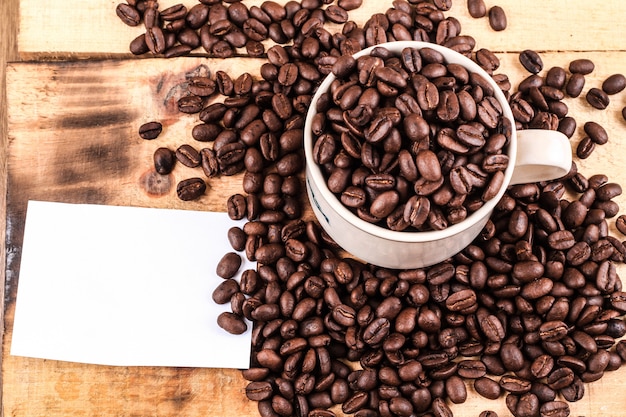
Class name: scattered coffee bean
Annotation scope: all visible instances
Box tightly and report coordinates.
[153,147,175,175]
[586,88,610,110]
[519,50,543,74]
[488,6,507,31]
[602,73,626,95]
[566,73,585,98]
[569,58,595,74]
[176,177,206,201]
[138,121,163,140]
[467,0,487,18]
[584,121,609,145]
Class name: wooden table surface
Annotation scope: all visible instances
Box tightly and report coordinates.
[4,1,626,416]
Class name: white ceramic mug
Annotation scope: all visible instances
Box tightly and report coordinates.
[303,41,572,269]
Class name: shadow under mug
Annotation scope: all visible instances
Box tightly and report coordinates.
[303,41,572,269]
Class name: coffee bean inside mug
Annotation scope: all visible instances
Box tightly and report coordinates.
[305,41,571,269]
[311,45,510,232]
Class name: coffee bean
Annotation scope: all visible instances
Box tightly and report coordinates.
[467,0,487,18]
[139,121,163,140]
[217,311,248,335]
[566,73,585,98]
[539,401,570,417]
[601,73,626,94]
[616,215,626,235]
[576,137,595,159]
[176,144,202,167]
[519,50,543,74]
[488,6,507,31]
[583,121,609,145]
[212,279,239,304]
[586,88,610,109]
[153,147,175,175]
[569,58,595,74]
[176,177,206,201]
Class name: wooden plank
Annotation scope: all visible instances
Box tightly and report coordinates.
[6,0,626,416]
[17,0,626,58]
[5,47,626,416]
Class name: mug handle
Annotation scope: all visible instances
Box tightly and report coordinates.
[510,129,572,185]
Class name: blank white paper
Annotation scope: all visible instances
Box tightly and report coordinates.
[11,201,254,368]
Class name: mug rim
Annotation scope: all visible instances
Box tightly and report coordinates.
[303,40,518,244]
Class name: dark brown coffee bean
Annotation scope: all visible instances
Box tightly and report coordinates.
[216,252,242,279]
[145,26,166,54]
[557,118,576,140]
[616,215,626,235]
[217,311,247,335]
[602,73,626,94]
[566,73,585,98]
[499,375,532,394]
[474,376,501,400]
[576,137,595,159]
[176,144,202,167]
[116,3,141,26]
[583,121,608,145]
[586,88,610,109]
[212,279,239,304]
[467,0,487,17]
[531,354,554,379]
[153,147,175,175]
[139,121,163,140]
[547,367,575,390]
[129,33,149,55]
[569,58,595,74]
[519,50,543,74]
[545,66,567,88]
[176,177,206,201]
[431,397,453,417]
[539,401,570,417]
[246,381,274,402]
[488,6,507,31]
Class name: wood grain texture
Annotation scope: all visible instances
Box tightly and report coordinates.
[5,0,626,416]
[1,0,20,413]
[17,0,626,58]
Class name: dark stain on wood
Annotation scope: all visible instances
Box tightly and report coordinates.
[58,109,137,130]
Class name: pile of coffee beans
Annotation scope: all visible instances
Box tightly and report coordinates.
[115,1,626,417]
[311,46,510,231]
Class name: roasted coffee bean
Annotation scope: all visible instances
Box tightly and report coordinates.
[616,214,626,235]
[539,401,570,417]
[602,73,626,94]
[116,3,141,26]
[546,66,567,89]
[488,6,507,31]
[499,375,532,394]
[431,397,453,417]
[246,381,274,402]
[139,121,163,140]
[569,58,595,74]
[566,73,585,98]
[176,144,202,167]
[176,177,206,201]
[586,88,610,109]
[217,311,248,335]
[216,252,242,279]
[519,50,543,74]
[467,0,487,18]
[474,376,501,400]
[584,121,609,145]
[212,279,239,304]
[153,147,175,175]
[145,26,167,55]
[576,137,595,159]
